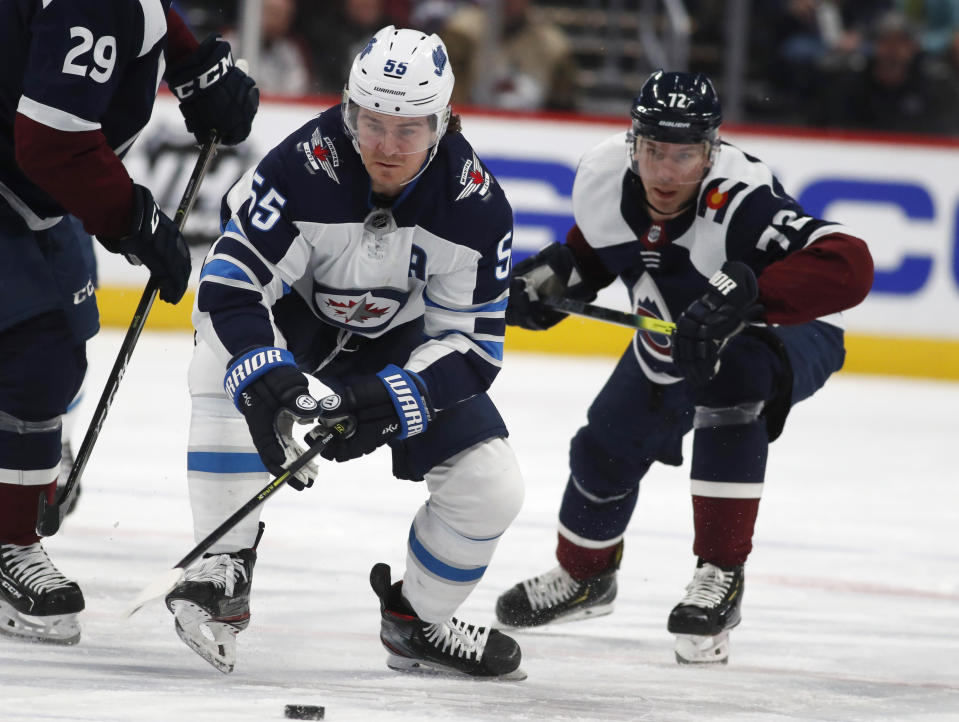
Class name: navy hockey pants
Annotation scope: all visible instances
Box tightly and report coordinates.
[559,321,845,544]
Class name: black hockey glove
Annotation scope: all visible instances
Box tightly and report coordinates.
[673,261,765,388]
[506,242,598,330]
[225,348,320,490]
[98,184,191,304]
[167,35,259,146]
[311,365,433,464]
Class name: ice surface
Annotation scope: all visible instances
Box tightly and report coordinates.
[2,329,958,722]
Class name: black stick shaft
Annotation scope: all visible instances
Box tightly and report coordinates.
[37,136,220,537]
[541,297,676,335]
[171,422,349,570]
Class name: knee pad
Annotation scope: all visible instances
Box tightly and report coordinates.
[423,437,523,539]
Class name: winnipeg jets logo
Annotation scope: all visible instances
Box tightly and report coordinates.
[456,151,490,201]
[325,294,392,324]
[432,45,448,76]
[300,129,340,183]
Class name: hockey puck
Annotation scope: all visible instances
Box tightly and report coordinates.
[284,705,324,720]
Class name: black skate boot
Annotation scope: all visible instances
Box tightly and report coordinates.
[57,441,81,518]
[165,525,263,674]
[667,560,744,664]
[495,565,617,628]
[370,562,525,680]
[0,541,85,645]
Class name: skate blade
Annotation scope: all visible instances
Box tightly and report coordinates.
[170,600,239,674]
[496,602,614,630]
[386,653,528,681]
[674,631,730,665]
[0,600,80,645]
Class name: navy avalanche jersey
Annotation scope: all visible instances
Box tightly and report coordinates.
[195,105,514,411]
[0,0,171,227]
[573,132,854,384]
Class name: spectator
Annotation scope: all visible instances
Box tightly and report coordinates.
[813,10,959,134]
[896,0,959,54]
[440,0,579,111]
[305,0,398,95]
[223,0,314,96]
[750,1,893,121]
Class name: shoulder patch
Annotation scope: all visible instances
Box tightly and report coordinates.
[455,151,491,201]
[298,127,340,184]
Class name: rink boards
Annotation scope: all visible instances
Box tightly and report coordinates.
[93,95,959,380]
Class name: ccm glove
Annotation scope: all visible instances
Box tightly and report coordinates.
[98,184,191,304]
[673,261,765,388]
[506,242,599,330]
[225,348,320,490]
[314,365,433,464]
[167,35,259,145]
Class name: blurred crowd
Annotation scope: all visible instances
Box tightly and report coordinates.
[171,0,959,136]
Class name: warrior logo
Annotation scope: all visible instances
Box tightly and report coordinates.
[456,151,490,201]
[360,37,376,60]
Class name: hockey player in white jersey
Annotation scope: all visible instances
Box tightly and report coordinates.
[495,71,874,663]
[165,26,526,679]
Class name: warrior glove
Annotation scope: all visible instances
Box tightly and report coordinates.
[167,35,259,146]
[673,261,765,388]
[312,365,433,464]
[506,242,598,330]
[225,348,320,490]
[98,185,191,304]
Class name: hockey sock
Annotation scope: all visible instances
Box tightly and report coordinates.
[691,496,760,568]
[556,533,623,581]
[689,419,766,567]
[0,481,55,545]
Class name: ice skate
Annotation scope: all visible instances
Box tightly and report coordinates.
[667,560,744,664]
[57,441,81,518]
[371,562,525,680]
[0,542,84,645]
[495,565,617,628]
[165,547,256,674]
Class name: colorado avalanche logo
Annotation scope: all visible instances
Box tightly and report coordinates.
[631,273,682,384]
[432,45,447,77]
[360,37,376,59]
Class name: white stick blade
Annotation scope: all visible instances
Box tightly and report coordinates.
[123,567,185,618]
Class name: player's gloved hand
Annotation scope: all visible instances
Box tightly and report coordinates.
[167,35,259,146]
[673,261,765,387]
[506,242,598,330]
[97,184,191,304]
[225,347,320,490]
[311,365,433,463]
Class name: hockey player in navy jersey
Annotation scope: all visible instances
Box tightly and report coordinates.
[495,71,874,664]
[0,0,258,645]
[164,26,525,679]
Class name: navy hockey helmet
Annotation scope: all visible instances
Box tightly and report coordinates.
[630,70,722,145]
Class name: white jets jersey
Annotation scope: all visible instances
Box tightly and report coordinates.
[194,105,513,411]
[572,132,854,384]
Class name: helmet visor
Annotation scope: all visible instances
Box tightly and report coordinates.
[345,99,446,156]
[629,134,712,187]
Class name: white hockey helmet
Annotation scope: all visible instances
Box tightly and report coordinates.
[342,25,454,157]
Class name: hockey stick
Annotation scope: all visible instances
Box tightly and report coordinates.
[123,419,353,618]
[36,135,221,537]
[541,297,676,335]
